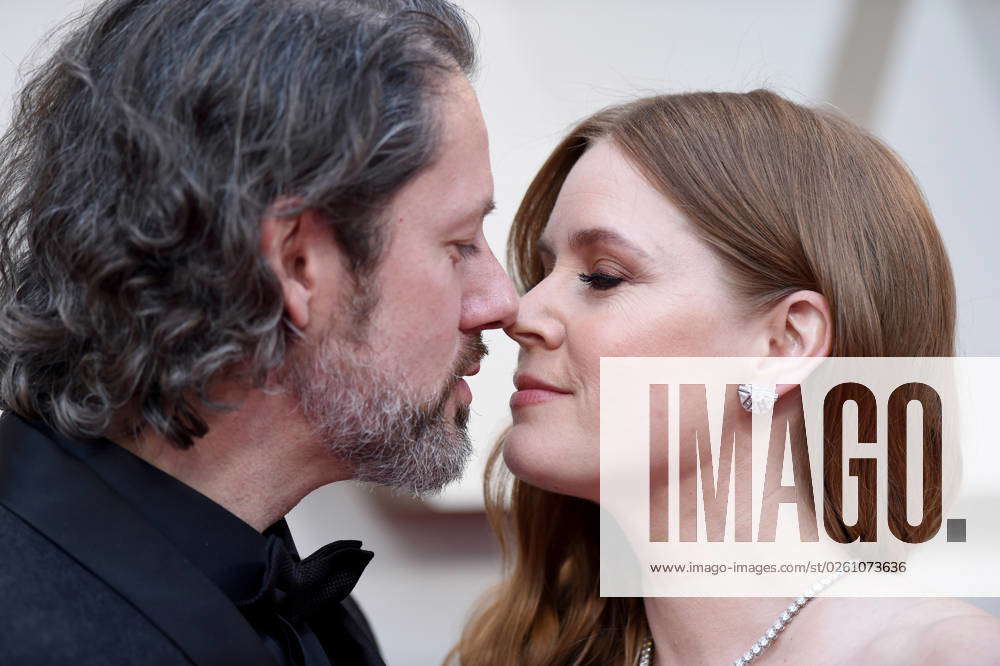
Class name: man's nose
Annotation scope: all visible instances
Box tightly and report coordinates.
[460,246,518,333]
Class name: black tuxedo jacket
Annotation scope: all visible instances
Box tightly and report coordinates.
[0,412,385,665]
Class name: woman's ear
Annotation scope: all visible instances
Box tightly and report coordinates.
[259,205,343,334]
[765,289,832,359]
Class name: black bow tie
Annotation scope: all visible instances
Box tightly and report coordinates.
[239,535,374,624]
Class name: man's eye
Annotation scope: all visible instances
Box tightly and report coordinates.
[456,243,480,259]
[578,272,624,291]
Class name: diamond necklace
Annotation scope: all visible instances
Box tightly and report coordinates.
[637,570,845,666]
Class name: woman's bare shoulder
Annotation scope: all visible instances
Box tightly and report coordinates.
[857,599,1000,665]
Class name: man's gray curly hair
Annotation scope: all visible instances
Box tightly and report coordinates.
[0,0,476,448]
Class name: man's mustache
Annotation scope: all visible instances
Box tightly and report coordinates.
[453,334,488,380]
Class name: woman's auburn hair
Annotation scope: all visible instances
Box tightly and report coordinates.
[448,89,956,666]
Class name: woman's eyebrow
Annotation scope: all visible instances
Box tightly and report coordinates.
[536,227,651,260]
[568,227,651,259]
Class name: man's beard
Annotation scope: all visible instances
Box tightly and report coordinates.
[279,324,488,495]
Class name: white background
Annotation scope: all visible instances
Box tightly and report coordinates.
[2,1,998,664]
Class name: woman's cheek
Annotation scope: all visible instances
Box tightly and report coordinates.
[571,322,619,436]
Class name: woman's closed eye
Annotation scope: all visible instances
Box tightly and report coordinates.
[578,271,624,291]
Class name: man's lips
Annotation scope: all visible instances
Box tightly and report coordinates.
[451,363,481,404]
[454,377,473,403]
[510,372,572,409]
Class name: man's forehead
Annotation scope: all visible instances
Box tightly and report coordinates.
[372,72,492,231]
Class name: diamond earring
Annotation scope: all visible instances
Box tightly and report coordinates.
[737,384,778,414]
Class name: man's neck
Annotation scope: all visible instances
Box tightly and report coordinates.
[112,385,350,532]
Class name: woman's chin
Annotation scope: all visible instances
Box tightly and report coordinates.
[502,427,597,501]
[500,431,542,484]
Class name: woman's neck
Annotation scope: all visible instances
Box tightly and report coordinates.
[643,596,800,665]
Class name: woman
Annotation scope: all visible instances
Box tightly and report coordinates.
[450,90,1000,665]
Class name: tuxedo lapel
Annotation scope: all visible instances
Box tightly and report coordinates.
[0,413,279,666]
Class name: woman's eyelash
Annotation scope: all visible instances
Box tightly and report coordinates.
[578,272,624,290]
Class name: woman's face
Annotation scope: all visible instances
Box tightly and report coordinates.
[503,139,768,501]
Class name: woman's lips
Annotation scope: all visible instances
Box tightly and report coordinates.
[510,372,572,409]
[510,387,570,409]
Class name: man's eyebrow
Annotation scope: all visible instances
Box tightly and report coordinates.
[482,199,496,218]
[451,198,494,231]
[569,227,649,258]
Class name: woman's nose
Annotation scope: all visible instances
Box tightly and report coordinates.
[504,278,565,350]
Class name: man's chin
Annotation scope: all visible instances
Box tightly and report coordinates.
[367,437,472,497]
[333,396,473,496]
[285,331,479,496]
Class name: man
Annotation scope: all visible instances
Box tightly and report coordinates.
[0,0,516,663]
